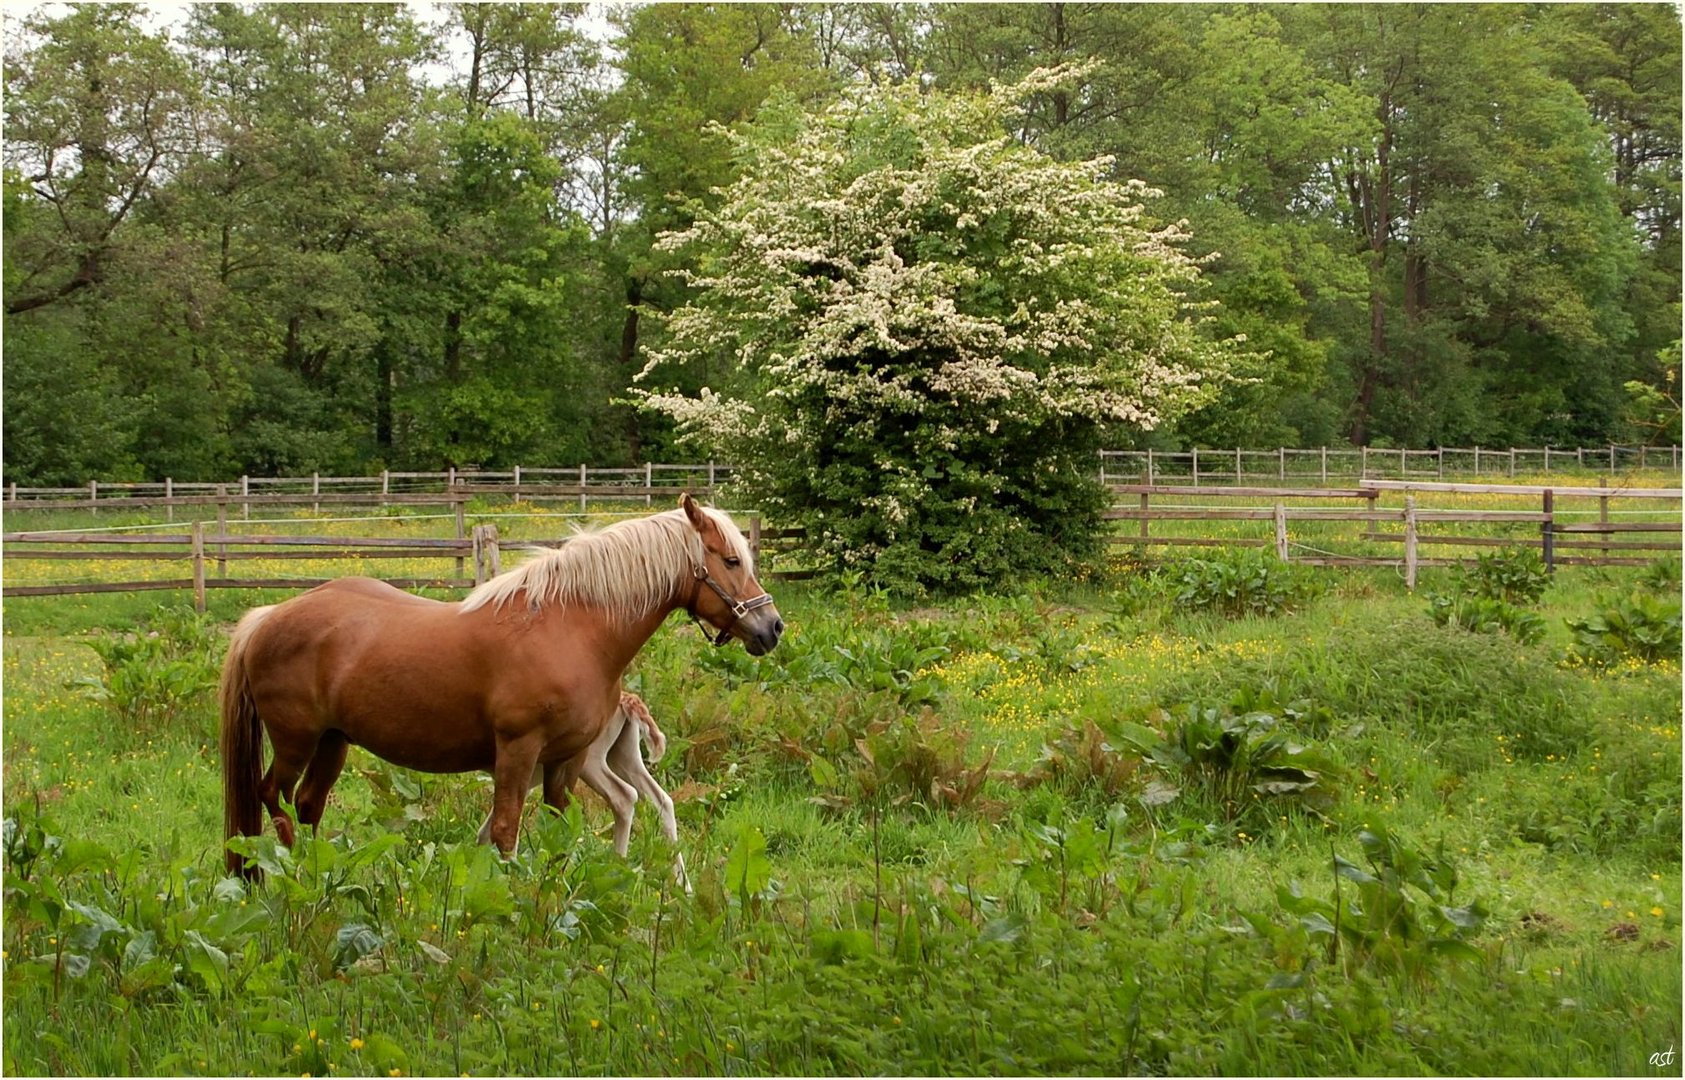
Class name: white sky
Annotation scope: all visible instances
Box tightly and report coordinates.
[4,2,620,85]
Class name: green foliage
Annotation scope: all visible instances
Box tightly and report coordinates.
[1639,555,1682,594]
[71,606,222,736]
[4,572,1681,1076]
[1566,593,1684,669]
[1426,593,1547,646]
[1262,823,1488,978]
[1462,548,1552,606]
[1169,550,1322,618]
[1113,696,1338,830]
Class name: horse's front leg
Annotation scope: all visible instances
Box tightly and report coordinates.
[486,734,544,858]
[541,759,579,814]
[476,760,550,846]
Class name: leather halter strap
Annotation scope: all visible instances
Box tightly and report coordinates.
[689,561,774,647]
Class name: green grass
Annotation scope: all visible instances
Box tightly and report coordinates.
[2,530,1680,1075]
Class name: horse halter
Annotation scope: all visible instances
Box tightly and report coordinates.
[689,560,775,647]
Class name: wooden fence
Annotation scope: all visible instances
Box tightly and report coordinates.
[6,445,1679,514]
[1103,479,1681,587]
[3,481,1677,608]
[0,516,794,612]
[1099,444,1682,486]
[1,465,733,517]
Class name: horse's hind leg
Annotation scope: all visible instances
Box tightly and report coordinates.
[576,752,638,857]
[294,731,349,831]
[258,738,315,847]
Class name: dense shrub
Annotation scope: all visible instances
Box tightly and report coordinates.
[1462,547,1551,605]
[635,71,1243,594]
[1566,592,1683,669]
[1168,550,1322,618]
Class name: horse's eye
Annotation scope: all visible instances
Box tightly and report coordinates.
[724,556,741,569]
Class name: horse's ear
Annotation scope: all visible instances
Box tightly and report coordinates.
[680,492,706,531]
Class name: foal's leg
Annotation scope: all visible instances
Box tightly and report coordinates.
[574,714,639,856]
[607,720,688,891]
[294,731,349,831]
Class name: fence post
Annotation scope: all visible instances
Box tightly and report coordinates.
[382,470,390,499]
[645,462,653,506]
[1577,447,1584,468]
[312,471,320,516]
[1098,449,1107,487]
[191,521,207,614]
[1140,492,1150,544]
[485,524,500,579]
[215,486,228,577]
[89,480,98,515]
[1320,446,1327,486]
[1473,446,1480,475]
[1361,446,1369,479]
[454,492,467,581]
[749,513,762,574]
[1235,448,1243,484]
[708,460,716,491]
[1436,447,1444,479]
[1146,448,1155,485]
[1403,495,1418,591]
[1610,444,1616,473]
[1279,446,1286,481]
[1544,446,1551,472]
[513,465,522,501]
[1192,448,1200,487]
[1599,478,1610,564]
[1541,490,1555,573]
[1274,502,1289,562]
[241,475,250,520]
[1399,447,1406,476]
[471,525,485,585]
[165,477,173,523]
[1509,448,1517,477]
[580,464,588,512]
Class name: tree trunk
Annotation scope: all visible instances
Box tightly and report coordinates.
[620,274,644,459]
[444,310,463,382]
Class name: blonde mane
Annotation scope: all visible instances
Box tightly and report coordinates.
[458,506,755,623]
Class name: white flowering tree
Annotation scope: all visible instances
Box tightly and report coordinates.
[637,71,1246,593]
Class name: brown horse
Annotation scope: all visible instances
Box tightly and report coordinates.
[219,494,781,876]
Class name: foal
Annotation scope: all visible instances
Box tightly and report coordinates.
[477,692,688,888]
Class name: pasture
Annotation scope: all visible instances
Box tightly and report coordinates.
[2,502,1681,1076]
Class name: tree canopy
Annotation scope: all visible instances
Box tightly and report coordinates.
[4,2,1679,487]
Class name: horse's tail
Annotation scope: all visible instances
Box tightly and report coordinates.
[619,691,664,763]
[221,606,274,878]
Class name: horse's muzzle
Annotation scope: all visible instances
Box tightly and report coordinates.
[744,612,784,656]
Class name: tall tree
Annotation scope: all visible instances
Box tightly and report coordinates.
[3,3,193,314]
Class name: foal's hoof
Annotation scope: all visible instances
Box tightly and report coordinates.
[272,816,296,846]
